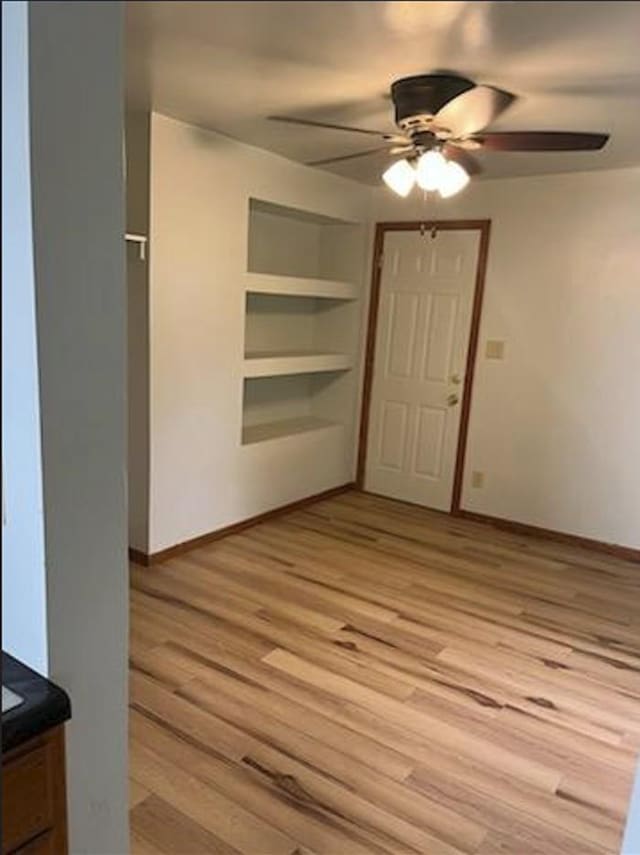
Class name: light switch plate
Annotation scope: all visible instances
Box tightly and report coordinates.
[471,471,485,488]
[486,339,505,360]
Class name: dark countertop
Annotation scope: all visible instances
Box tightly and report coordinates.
[2,652,71,753]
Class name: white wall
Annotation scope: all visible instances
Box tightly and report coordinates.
[1,1,48,674]
[148,113,371,553]
[372,167,640,549]
[29,3,129,852]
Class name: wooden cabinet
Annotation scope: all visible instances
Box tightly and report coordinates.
[2,726,67,855]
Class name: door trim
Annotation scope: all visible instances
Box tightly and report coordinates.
[356,219,491,513]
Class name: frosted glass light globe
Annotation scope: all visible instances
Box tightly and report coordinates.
[382,159,416,197]
[415,150,447,191]
[438,160,470,198]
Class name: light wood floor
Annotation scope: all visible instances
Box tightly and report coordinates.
[129,490,640,855]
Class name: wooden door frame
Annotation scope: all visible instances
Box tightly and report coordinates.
[356,219,492,514]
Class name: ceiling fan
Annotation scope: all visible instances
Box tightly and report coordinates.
[268,73,609,197]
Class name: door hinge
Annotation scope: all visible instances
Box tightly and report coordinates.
[377,252,384,270]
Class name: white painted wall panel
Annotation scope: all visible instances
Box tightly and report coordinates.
[29,3,128,851]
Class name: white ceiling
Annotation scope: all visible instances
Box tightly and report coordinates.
[126,1,640,184]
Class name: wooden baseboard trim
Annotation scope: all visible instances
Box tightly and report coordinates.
[128,482,356,566]
[129,548,150,566]
[457,509,640,562]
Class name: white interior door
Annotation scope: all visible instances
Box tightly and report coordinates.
[365,228,481,511]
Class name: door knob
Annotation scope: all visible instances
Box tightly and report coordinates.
[447,393,459,407]
[451,373,462,385]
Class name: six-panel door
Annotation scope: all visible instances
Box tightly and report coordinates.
[365,229,481,510]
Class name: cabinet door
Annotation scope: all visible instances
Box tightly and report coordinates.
[2,727,67,855]
[2,742,52,853]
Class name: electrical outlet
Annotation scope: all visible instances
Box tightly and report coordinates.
[486,339,505,360]
[471,471,485,489]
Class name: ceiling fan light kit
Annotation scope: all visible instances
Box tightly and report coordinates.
[383,149,470,199]
[269,73,609,199]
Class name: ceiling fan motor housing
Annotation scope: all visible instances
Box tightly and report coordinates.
[391,74,475,133]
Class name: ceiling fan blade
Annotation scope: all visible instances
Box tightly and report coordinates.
[386,135,414,145]
[305,146,391,166]
[390,144,416,155]
[469,131,609,151]
[268,115,390,138]
[443,144,482,175]
[435,86,516,138]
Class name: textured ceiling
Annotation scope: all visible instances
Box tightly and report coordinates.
[127,1,640,184]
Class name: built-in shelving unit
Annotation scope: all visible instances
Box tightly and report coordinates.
[241,198,364,447]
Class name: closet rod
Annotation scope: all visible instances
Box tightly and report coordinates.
[125,232,148,261]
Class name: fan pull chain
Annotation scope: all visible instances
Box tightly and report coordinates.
[419,190,438,240]
[419,222,437,239]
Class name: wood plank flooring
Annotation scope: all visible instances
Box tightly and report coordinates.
[129,490,640,854]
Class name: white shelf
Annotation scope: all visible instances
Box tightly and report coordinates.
[245,272,357,301]
[242,416,340,446]
[243,350,352,378]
